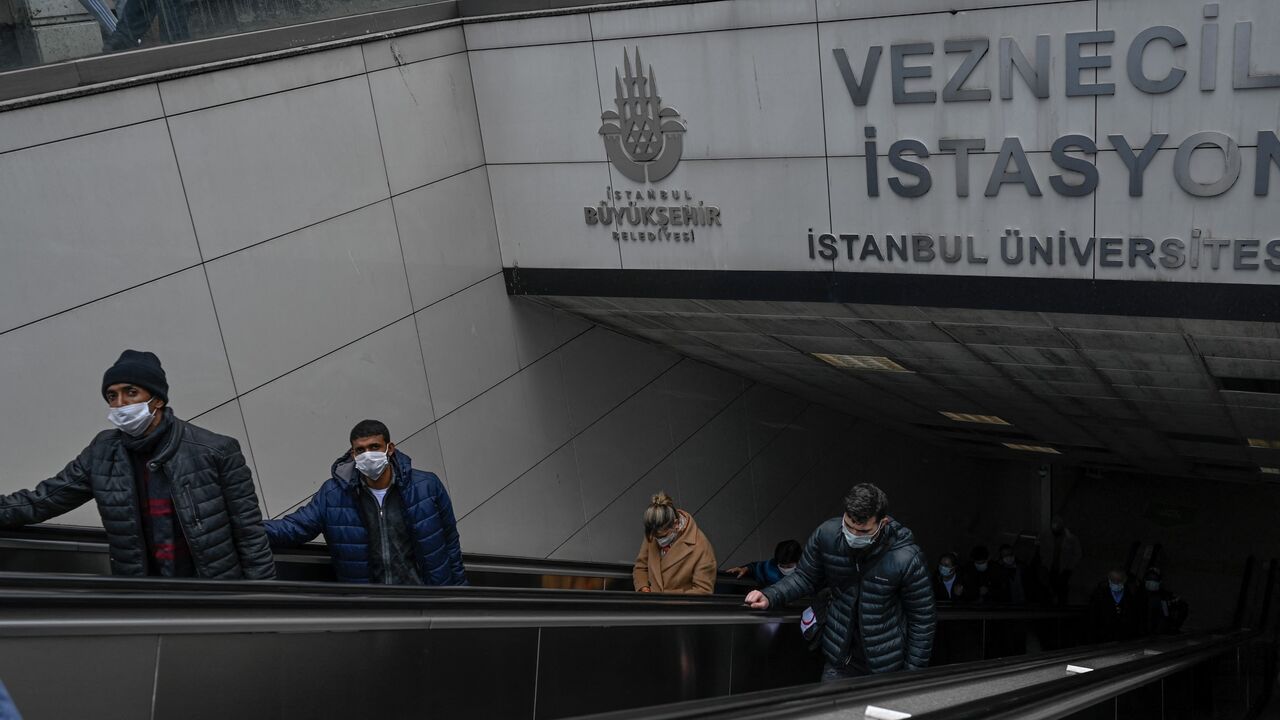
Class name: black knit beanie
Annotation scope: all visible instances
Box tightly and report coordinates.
[101,350,169,402]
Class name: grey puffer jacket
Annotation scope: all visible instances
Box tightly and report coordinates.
[0,415,275,579]
[762,517,935,673]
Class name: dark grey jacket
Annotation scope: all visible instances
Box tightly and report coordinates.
[762,517,935,673]
[0,415,275,579]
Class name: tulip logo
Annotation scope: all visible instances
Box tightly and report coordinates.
[600,48,686,183]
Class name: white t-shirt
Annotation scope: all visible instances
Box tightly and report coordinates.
[369,487,389,506]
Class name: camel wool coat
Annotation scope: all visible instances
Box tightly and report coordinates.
[633,510,718,594]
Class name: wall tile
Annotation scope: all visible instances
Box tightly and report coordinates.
[457,444,583,557]
[826,153,1096,280]
[575,386,675,518]
[416,273,521,417]
[615,158,830,273]
[159,46,366,116]
[206,201,412,392]
[818,3,1097,156]
[395,422,450,491]
[168,75,389,259]
[594,24,825,160]
[0,84,163,154]
[691,468,757,565]
[368,51,485,195]
[511,298,592,368]
[464,14,591,50]
[362,25,467,73]
[673,406,752,512]
[435,352,572,517]
[239,318,434,515]
[557,328,679,434]
[590,0,814,40]
[0,267,236,528]
[578,471,665,564]
[0,119,201,333]
[395,167,502,310]
[469,42,604,163]
[487,161,622,270]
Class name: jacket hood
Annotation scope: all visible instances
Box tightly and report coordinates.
[331,449,414,488]
[884,518,914,551]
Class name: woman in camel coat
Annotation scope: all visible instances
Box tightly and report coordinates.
[633,491,718,594]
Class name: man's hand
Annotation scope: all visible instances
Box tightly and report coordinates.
[638,586,651,592]
[745,590,770,609]
[728,566,750,579]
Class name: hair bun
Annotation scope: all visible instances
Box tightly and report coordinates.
[650,491,674,508]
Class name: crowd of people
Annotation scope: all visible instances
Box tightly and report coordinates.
[0,350,1188,696]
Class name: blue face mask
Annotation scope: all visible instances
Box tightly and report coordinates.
[939,565,956,578]
[1109,582,1125,593]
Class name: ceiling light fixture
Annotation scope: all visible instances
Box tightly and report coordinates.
[1247,438,1280,450]
[1261,467,1280,475]
[1002,443,1061,454]
[941,411,1011,425]
[812,353,912,372]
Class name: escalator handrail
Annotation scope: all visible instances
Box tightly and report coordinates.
[910,628,1261,720]
[0,524,754,585]
[567,633,1225,720]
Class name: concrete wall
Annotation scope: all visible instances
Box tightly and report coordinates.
[0,21,1035,568]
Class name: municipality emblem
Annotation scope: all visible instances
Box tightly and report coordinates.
[600,48,686,183]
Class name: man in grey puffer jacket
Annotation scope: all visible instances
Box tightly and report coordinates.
[746,483,934,681]
[0,350,274,580]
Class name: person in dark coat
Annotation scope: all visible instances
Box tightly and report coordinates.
[931,552,968,602]
[1089,568,1144,642]
[264,419,466,585]
[961,545,1004,604]
[0,350,275,580]
[1140,567,1188,635]
[745,483,936,681]
[728,539,802,587]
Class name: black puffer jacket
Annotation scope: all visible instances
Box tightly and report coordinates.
[762,517,935,673]
[0,415,275,579]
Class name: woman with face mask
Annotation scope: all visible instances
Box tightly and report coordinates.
[633,492,718,594]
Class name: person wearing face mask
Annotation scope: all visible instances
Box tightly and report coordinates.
[744,483,935,681]
[1037,516,1083,605]
[1140,567,1188,636]
[633,492,717,594]
[1088,568,1143,642]
[931,552,967,602]
[263,419,465,585]
[727,539,802,586]
[0,350,275,579]
[962,545,1003,604]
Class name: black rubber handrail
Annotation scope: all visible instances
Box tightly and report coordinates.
[912,629,1260,720]
[567,633,1231,720]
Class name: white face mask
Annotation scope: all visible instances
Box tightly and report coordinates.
[354,451,389,480]
[656,531,678,547]
[974,561,989,572]
[779,564,797,576]
[107,401,154,437]
[842,522,880,549]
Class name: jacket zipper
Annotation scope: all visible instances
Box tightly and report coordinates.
[367,486,391,584]
[185,486,203,529]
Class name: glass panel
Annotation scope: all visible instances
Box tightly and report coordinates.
[0,0,433,73]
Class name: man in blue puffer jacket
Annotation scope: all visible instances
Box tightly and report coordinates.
[264,419,466,585]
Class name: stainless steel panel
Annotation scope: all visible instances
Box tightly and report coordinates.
[535,624,736,719]
[152,627,539,719]
[0,635,158,720]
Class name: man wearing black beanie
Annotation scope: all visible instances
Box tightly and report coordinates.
[0,350,275,580]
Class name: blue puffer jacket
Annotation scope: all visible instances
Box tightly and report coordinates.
[263,451,467,585]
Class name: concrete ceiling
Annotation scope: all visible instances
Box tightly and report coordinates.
[531,296,1280,485]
